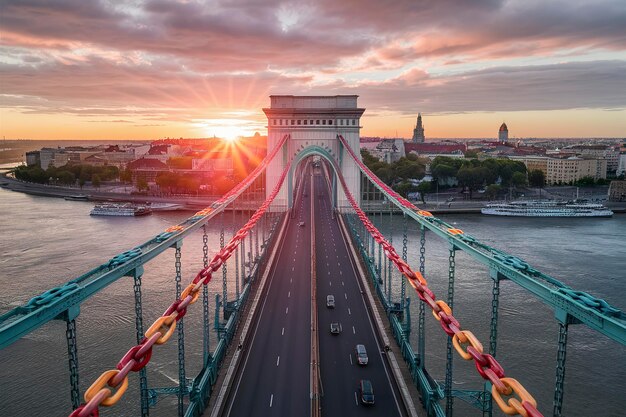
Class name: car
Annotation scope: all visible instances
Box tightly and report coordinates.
[326,295,335,308]
[355,344,368,365]
[330,322,342,334]
[359,379,375,405]
[298,221,305,227]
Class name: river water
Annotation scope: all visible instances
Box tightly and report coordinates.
[0,186,624,416]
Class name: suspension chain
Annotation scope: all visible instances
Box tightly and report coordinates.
[334,136,544,417]
[66,319,80,410]
[69,135,292,417]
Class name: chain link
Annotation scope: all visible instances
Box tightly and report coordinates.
[71,143,293,417]
[66,319,80,410]
[553,322,568,417]
[335,135,544,417]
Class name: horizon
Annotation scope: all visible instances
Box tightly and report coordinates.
[2,1,625,140]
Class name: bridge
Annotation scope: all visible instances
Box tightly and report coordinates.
[1,96,624,417]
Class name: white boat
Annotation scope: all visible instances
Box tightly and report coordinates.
[90,203,152,217]
[481,200,613,217]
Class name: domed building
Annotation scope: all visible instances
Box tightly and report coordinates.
[498,122,508,143]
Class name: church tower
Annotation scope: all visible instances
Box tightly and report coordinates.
[499,122,508,143]
[412,113,425,143]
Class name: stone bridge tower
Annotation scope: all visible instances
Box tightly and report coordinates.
[263,95,365,209]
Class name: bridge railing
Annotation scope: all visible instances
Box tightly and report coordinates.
[334,135,625,417]
[0,136,293,417]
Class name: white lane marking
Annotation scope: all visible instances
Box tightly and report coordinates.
[338,262,341,267]
[288,291,291,298]
[290,278,292,283]
[293,258,296,262]
[276,356,280,366]
[348,308,351,315]
[270,394,274,407]
[292,267,294,271]
[286,307,289,314]
[344,293,348,300]
[349,354,353,365]
[340,271,343,275]
[354,392,358,406]
[282,327,285,335]
[342,281,345,286]
[352,326,356,334]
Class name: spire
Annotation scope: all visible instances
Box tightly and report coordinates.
[413,113,425,143]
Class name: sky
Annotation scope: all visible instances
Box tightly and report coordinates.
[1,0,626,140]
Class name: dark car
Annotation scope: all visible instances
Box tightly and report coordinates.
[359,379,375,405]
[330,322,342,334]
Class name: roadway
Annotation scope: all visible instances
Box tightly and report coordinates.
[313,169,403,417]
[226,172,312,417]
[225,164,404,417]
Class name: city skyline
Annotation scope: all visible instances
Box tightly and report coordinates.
[2,0,626,140]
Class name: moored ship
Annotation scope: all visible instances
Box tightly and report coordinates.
[90,203,152,216]
[481,200,613,217]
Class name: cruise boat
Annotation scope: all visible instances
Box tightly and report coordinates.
[90,203,152,217]
[481,200,613,217]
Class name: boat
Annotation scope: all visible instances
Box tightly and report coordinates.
[64,194,89,201]
[481,200,613,217]
[90,203,152,217]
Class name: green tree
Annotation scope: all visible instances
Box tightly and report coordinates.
[464,149,479,159]
[457,166,489,199]
[119,169,132,184]
[511,171,527,188]
[392,181,415,198]
[92,174,101,189]
[137,178,149,192]
[528,169,545,188]
[485,184,502,199]
[416,181,432,204]
[57,170,75,185]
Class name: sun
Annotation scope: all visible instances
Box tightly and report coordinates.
[195,117,259,142]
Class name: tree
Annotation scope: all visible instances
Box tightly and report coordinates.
[416,181,432,204]
[511,171,527,188]
[137,178,149,192]
[393,181,415,198]
[457,166,489,199]
[57,170,75,185]
[528,169,545,188]
[485,184,502,199]
[464,149,479,159]
[119,169,132,184]
[91,174,101,189]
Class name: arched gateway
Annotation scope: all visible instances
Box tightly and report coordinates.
[263,95,365,209]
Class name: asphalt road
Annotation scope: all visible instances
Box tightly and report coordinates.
[226,173,313,417]
[314,170,403,417]
[225,165,404,417]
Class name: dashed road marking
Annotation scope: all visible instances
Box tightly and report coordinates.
[352,326,356,334]
[276,356,280,366]
[344,293,348,300]
[288,291,291,298]
[270,394,274,407]
[286,307,289,314]
[348,308,351,315]
[282,327,284,335]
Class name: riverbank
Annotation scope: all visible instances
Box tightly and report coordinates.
[3,172,625,214]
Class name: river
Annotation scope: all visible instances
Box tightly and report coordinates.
[0,186,624,416]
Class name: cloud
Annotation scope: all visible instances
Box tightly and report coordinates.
[1,0,625,133]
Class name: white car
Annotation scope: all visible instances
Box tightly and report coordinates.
[326,295,335,308]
